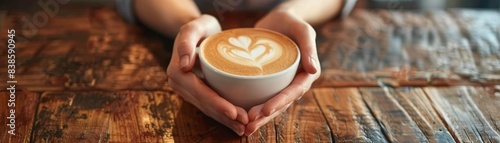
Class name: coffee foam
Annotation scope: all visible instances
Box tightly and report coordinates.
[201,28,298,76]
[218,35,282,69]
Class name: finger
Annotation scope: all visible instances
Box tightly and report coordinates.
[189,74,239,120]
[176,15,221,71]
[216,115,246,136]
[172,72,238,120]
[203,101,245,136]
[167,76,200,108]
[248,104,265,122]
[236,107,249,124]
[244,114,273,136]
[289,22,319,74]
[176,23,203,71]
[262,72,317,117]
[168,65,239,121]
[227,123,245,136]
[244,103,289,136]
[200,14,222,36]
[169,76,245,136]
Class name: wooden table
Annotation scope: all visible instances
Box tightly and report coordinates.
[1,2,500,143]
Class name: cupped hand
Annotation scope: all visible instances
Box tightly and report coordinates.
[245,10,321,136]
[166,14,248,136]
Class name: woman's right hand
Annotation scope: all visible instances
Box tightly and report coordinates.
[166,14,248,136]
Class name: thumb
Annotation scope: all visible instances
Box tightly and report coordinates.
[176,14,221,72]
[289,22,319,74]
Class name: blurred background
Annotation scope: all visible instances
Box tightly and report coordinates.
[365,0,499,10]
[2,0,499,11]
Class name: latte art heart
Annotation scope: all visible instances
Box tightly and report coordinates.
[218,36,282,69]
[201,28,298,76]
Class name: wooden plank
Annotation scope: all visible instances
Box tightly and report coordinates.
[0,11,5,37]
[360,87,428,142]
[171,95,242,143]
[3,8,500,91]
[467,86,500,134]
[89,7,141,34]
[0,91,39,143]
[274,91,332,142]
[106,91,142,142]
[2,11,91,42]
[31,91,197,142]
[108,91,181,142]
[136,91,178,142]
[0,36,168,92]
[31,92,115,142]
[0,7,169,92]
[313,69,497,88]
[391,88,455,143]
[449,10,500,76]
[314,88,388,142]
[245,119,275,143]
[31,91,216,142]
[424,86,500,142]
[314,10,500,87]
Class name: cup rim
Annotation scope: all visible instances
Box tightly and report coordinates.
[198,28,301,79]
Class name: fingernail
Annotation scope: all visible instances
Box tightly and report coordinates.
[237,115,247,124]
[224,111,233,120]
[180,55,190,69]
[309,56,318,73]
[237,115,243,123]
[254,113,262,121]
[238,126,245,136]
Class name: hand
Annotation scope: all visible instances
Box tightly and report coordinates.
[166,15,248,136]
[245,10,321,136]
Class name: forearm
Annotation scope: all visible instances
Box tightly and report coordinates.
[275,0,343,25]
[134,0,201,37]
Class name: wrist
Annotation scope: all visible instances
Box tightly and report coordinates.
[271,0,346,25]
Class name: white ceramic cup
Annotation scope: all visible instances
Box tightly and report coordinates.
[197,29,300,110]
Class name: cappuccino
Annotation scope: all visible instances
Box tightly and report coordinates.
[200,28,298,76]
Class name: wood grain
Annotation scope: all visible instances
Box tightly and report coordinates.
[0,91,39,143]
[467,86,500,134]
[449,10,500,76]
[32,92,117,142]
[172,96,242,143]
[107,91,181,142]
[0,11,5,34]
[274,91,333,142]
[360,87,428,142]
[314,88,388,143]
[315,10,500,87]
[0,7,168,92]
[391,88,455,143]
[424,87,500,142]
[2,8,500,92]
[1,2,500,142]
[107,92,141,142]
[245,121,276,143]
[133,91,179,142]
[30,91,243,142]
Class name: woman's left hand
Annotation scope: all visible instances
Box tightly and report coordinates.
[245,9,321,136]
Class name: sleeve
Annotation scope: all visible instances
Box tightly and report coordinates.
[340,0,357,17]
[115,0,136,23]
